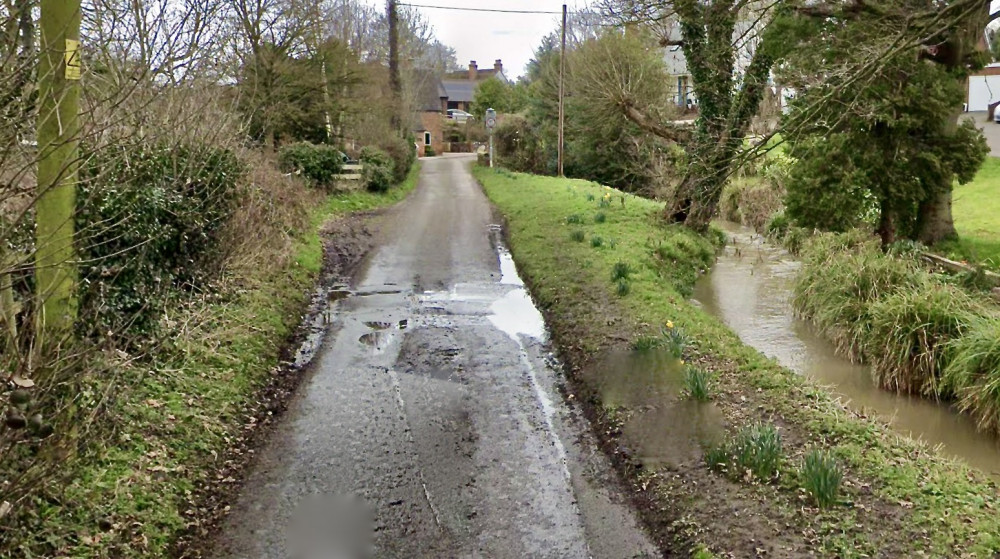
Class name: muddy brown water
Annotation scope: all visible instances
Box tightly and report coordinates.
[693,221,1000,480]
[582,350,725,469]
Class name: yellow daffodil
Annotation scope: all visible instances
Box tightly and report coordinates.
[666,320,674,329]
[680,360,685,365]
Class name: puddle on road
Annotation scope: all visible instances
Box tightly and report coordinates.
[293,282,351,368]
[583,350,724,469]
[487,289,546,341]
[694,221,1000,480]
[497,246,523,286]
[358,331,394,352]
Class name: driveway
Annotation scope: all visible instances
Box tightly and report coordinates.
[962,111,1000,156]
[210,154,658,558]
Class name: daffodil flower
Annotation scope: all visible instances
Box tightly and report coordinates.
[666,320,674,329]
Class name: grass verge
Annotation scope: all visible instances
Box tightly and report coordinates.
[940,156,1000,270]
[474,165,1000,557]
[3,164,419,557]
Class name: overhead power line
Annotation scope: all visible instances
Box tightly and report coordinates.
[398,3,567,14]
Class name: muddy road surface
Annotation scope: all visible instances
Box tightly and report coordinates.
[211,154,658,559]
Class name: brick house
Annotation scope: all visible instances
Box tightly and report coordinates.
[411,59,508,156]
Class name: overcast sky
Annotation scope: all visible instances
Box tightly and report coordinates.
[370,1,1000,80]
[370,1,593,80]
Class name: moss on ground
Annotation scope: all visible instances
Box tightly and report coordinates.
[475,165,1000,557]
[3,165,419,557]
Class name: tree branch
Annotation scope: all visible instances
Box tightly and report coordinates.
[620,102,692,143]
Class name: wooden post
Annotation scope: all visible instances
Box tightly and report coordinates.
[35,0,82,336]
[557,4,566,177]
[388,0,401,134]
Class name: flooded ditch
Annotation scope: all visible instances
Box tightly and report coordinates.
[582,350,725,470]
[693,221,1000,480]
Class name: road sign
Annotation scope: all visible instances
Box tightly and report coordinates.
[485,108,497,131]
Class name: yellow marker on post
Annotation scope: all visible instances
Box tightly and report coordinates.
[64,39,81,80]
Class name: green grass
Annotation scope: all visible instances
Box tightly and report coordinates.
[944,157,1000,269]
[944,314,1000,433]
[10,164,420,557]
[800,449,843,508]
[474,166,1000,556]
[683,365,711,401]
[706,421,783,480]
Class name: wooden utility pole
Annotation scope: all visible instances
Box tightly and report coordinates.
[557,4,566,177]
[388,0,401,134]
[35,0,82,337]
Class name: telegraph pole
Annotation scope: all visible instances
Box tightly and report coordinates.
[388,0,402,134]
[35,0,82,337]
[557,4,566,177]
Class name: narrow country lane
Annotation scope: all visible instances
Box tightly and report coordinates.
[211,154,658,559]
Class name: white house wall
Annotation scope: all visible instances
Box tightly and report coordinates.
[968,75,1000,112]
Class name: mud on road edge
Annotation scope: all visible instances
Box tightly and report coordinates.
[172,210,384,559]
[485,208,695,557]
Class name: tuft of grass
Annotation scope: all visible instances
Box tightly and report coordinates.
[793,236,924,361]
[586,193,595,201]
[566,213,583,224]
[800,449,843,508]
[591,236,604,248]
[731,422,783,480]
[631,336,660,351]
[944,314,1000,433]
[683,365,711,401]
[661,323,687,358]
[704,422,783,481]
[611,260,632,282]
[867,282,979,397]
[704,444,729,472]
[616,279,630,297]
[594,211,607,224]
[570,230,585,243]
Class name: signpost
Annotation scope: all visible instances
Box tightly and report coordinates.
[485,108,496,168]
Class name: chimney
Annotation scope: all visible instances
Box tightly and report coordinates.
[494,59,503,75]
[468,60,477,80]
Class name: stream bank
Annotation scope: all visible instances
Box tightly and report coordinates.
[476,166,1000,557]
[693,221,1000,481]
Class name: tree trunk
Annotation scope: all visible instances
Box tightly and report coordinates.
[877,199,897,247]
[35,0,81,338]
[916,188,958,244]
[387,0,401,134]
[664,173,696,224]
[915,4,989,243]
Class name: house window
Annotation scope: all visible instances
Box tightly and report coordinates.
[424,131,432,146]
